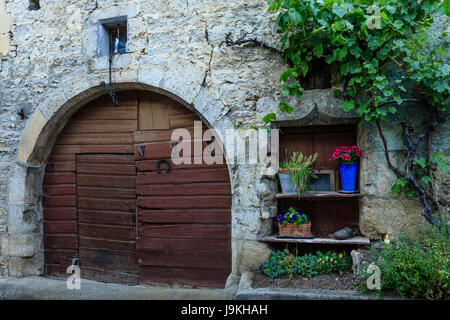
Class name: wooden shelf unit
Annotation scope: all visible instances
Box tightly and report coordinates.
[276,192,361,200]
[258,235,370,246]
[263,124,365,246]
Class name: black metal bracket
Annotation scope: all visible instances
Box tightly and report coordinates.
[156,159,171,174]
[100,51,120,106]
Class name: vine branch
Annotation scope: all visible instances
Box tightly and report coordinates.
[219,32,282,54]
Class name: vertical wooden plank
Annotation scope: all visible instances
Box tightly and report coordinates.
[138,92,169,130]
[138,92,153,130]
[151,93,170,130]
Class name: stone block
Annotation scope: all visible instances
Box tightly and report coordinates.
[1,236,35,257]
[138,68,163,87]
[17,110,47,163]
[161,58,206,105]
[0,33,9,56]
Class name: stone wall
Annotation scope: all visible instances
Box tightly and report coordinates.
[0,0,448,280]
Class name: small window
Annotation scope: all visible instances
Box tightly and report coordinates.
[29,0,40,10]
[308,170,336,192]
[97,16,128,56]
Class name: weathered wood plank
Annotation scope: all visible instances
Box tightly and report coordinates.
[79,223,135,241]
[44,234,78,249]
[136,169,229,185]
[77,197,136,212]
[138,249,231,269]
[42,195,76,208]
[51,144,134,155]
[136,238,230,251]
[76,154,134,165]
[79,237,136,252]
[79,248,138,272]
[43,220,77,234]
[138,209,231,223]
[56,133,134,145]
[137,195,231,209]
[61,120,137,134]
[43,173,76,185]
[71,107,137,121]
[135,158,226,172]
[136,183,230,196]
[150,92,170,130]
[139,266,229,288]
[43,184,76,196]
[45,162,76,173]
[78,210,135,226]
[77,187,136,199]
[133,127,196,144]
[77,163,136,176]
[139,224,230,240]
[170,114,201,128]
[77,174,135,189]
[44,249,78,264]
[43,207,77,220]
[81,267,139,285]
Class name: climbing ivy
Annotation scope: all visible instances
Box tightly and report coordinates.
[265,0,450,225]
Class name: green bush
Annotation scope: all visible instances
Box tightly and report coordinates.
[360,223,450,299]
[259,249,352,281]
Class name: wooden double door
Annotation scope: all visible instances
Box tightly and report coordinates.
[43,91,232,288]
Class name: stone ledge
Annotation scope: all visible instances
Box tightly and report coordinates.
[235,272,400,300]
[0,276,237,300]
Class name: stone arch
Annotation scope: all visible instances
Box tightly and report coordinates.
[8,82,239,280]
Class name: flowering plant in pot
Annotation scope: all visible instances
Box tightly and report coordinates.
[277,206,311,237]
[278,151,318,195]
[329,145,363,192]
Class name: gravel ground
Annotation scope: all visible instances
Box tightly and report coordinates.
[252,271,364,291]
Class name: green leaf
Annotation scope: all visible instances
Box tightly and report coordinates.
[313,43,324,58]
[279,101,294,114]
[288,8,302,25]
[342,100,355,111]
[421,176,432,184]
[432,152,450,171]
[414,157,427,169]
[397,177,408,187]
[263,113,276,123]
[405,189,415,197]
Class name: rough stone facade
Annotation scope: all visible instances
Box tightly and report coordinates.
[0,0,448,281]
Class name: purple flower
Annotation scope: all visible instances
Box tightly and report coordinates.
[291,213,298,220]
[277,215,285,223]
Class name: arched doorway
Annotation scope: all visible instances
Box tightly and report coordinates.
[42,91,232,288]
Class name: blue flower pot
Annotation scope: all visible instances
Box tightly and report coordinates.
[339,163,358,192]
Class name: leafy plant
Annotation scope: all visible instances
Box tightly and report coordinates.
[359,216,450,299]
[266,0,449,226]
[279,151,318,194]
[259,249,352,281]
[277,206,310,225]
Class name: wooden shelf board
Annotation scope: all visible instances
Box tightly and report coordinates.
[257,235,370,245]
[276,192,361,199]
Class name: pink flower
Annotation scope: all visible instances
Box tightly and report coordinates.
[332,151,341,159]
[356,151,363,157]
[351,145,359,152]
[342,154,351,161]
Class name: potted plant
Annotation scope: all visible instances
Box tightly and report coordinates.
[329,145,362,193]
[278,151,318,195]
[277,206,311,237]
